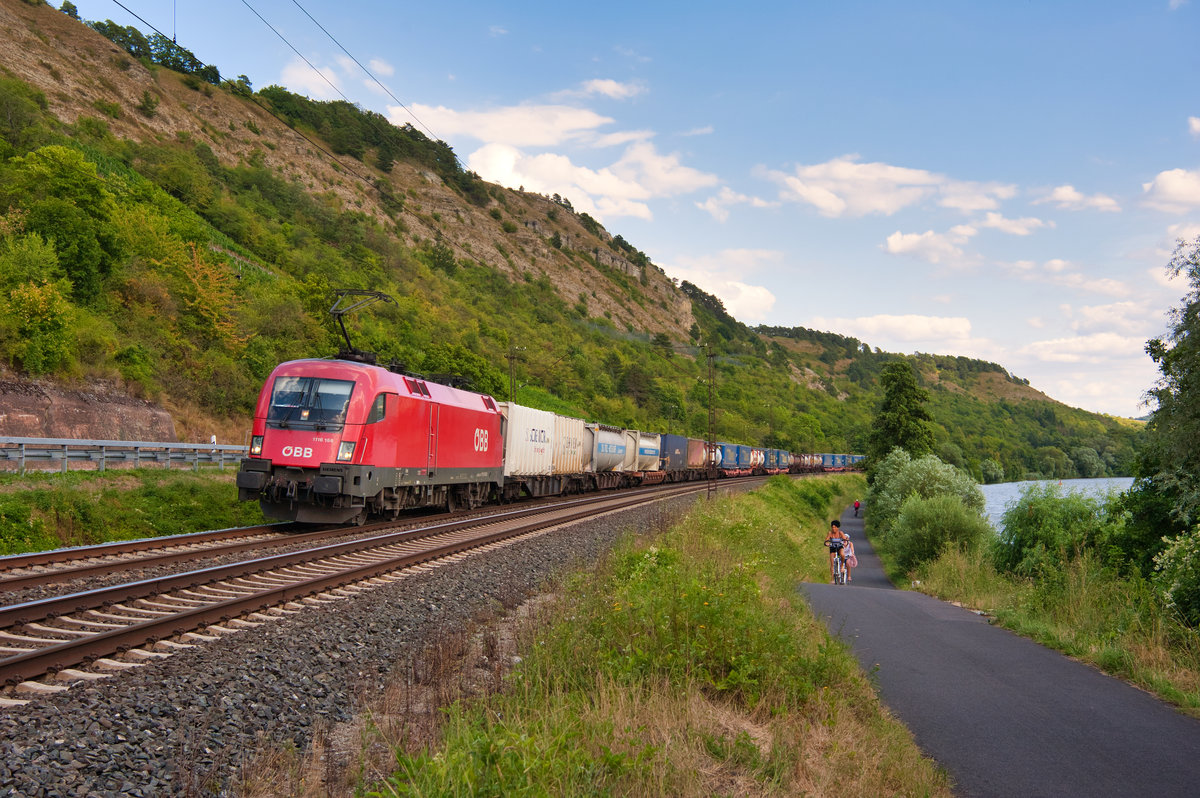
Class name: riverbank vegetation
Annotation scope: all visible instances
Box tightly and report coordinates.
[867,454,1200,715]
[238,475,952,797]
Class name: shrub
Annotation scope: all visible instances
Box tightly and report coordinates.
[991,484,1113,576]
[867,448,983,535]
[890,493,992,572]
[136,90,159,117]
[1155,530,1200,626]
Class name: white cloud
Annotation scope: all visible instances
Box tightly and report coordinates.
[1168,222,1200,242]
[580,79,645,100]
[467,140,717,222]
[610,141,718,196]
[883,225,976,264]
[1033,185,1121,212]
[489,25,508,36]
[662,250,781,322]
[367,58,394,77]
[1046,272,1129,296]
[591,130,655,148]
[762,155,1014,218]
[696,186,776,222]
[401,103,614,147]
[1032,366,1156,417]
[280,56,342,100]
[1143,168,1200,213]
[681,125,714,137]
[1001,259,1129,297]
[1149,263,1190,289]
[979,212,1052,236]
[1019,332,1146,364]
[1066,301,1157,335]
[1190,116,1200,137]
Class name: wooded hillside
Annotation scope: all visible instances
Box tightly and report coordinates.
[0,0,1142,481]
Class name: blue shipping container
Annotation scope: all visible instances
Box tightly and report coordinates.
[660,434,689,471]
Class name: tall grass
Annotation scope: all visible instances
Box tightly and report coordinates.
[0,468,265,554]
[917,543,1200,714]
[367,475,954,797]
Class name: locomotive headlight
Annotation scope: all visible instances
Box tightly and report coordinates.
[336,441,356,462]
[250,435,264,455]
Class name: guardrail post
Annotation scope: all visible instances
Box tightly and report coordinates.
[60,444,67,474]
[192,448,199,472]
[99,445,106,473]
[18,443,25,476]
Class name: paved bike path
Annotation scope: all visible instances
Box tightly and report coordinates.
[801,510,1200,797]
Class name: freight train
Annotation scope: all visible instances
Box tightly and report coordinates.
[236,357,863,524]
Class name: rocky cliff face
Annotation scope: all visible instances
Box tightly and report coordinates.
[0,379,176,441]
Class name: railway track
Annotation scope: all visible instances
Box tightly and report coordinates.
[0,480,734,700]
[0,483,714,597]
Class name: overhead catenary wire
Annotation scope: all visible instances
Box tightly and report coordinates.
[88,0,513,268]
[97,0,380,192]
[288,0,443,147]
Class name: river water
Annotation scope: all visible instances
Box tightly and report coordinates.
[979,476,1135,531]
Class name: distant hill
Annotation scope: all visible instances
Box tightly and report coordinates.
[0,0,1142,481]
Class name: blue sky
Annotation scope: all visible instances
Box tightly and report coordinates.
[68,0,1200,418]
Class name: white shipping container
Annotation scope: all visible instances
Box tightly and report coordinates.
[585,424,626,472]
[552,414,586,474]
[499,402,555,476]
[636,432,661,471]
[619,429,639,471]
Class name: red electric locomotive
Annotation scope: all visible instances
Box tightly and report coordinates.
[236,358,504,523]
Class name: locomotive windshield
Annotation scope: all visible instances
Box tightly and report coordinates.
[267,376,354,429]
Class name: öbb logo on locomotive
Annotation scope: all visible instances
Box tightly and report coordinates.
[281,446,314,458]
[236,356,863,524]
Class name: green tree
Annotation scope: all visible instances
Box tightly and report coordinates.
[1144,235,1200,522]
[7,280,73,375]
[867,361,934,464]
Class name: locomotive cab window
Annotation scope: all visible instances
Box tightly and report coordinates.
[268,376,354,430]
[366,392,395,424]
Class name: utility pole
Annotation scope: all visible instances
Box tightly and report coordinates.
[506,346,525,402]
[706,344,717,499]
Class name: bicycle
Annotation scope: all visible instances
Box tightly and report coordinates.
[826,539,847,585]
[832,549,847,585]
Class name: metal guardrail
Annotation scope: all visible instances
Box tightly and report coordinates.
[0,437,248,474]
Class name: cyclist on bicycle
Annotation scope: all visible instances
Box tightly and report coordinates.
[824,520,849,583]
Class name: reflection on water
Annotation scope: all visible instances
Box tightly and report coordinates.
[979,477,1135,531]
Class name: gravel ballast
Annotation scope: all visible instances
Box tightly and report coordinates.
[0,496,700,797]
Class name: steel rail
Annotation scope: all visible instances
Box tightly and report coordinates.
[0,482,711,686]
[0,479,719,592]
[0,523,295,571]
[0,482,710,629]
